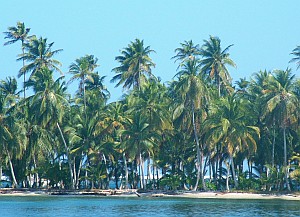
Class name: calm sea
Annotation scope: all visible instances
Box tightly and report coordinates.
[1,195,300,217]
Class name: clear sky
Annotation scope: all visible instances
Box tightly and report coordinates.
[1,0,300,101]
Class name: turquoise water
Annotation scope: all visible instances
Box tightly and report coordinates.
[1,196,300,217]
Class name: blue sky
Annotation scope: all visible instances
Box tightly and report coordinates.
[1,0,300,101]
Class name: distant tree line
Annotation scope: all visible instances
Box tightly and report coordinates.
[2,22,300,192]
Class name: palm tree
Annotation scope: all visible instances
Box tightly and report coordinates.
[129,79,171,131]
[24,67,74,188]
[121,112,157,189]
[127,79,172,187]
[248,70,276,174]
[172,40,200,67]
[97,101,131,188]
[0,78,26,187]
[290,46,300,70]
[68,55,99,111]
[263,68,298,191]
[18,36,63,79]
[85,72,110,113]
[205,93,259,191]
[3,22,32,98]
[173,40,200,60]
[173,58,208,190]
[111,39,156,90]
[200,35,236,96]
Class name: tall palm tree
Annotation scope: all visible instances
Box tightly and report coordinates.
[18,36,63,79]
[97,101,131,188]
[129,79,171,132]
[121,112,156,189]
[248,70,276,171]
[68,55,99,111]
[4,22,32,98]
[173,58,208,190]
[172,40,200,67]
[127,79,172,187]
[200,35,236,96]
[0,78,26,187]
[205,93,259,191]
[290,46,300,70]
[111,39,156,90]
[25,67,74,188]
[85,72,110,103]
[263,68,298,191]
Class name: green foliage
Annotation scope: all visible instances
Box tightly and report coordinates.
[3,23,300,193]
[159,174,182,190]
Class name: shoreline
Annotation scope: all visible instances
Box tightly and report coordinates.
[1,189,300,200]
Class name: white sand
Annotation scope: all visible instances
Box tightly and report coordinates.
[1,189,300,200]
[177,192,300,200]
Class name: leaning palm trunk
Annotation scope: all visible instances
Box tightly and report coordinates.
[57,122,75,189]
[283,127,291,191]
[5,147,18,188]
[75,153,84,189]
[191,104,206,191]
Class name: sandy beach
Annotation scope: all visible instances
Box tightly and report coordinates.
[1,189,300,201]
[178,192,300,201]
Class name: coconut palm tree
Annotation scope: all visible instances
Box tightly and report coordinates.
[173,58,208,190]
[205,93,259,191]
[200,35,236,96]
[290,46,300,70]
[3,22,32,98]
[0,78,26,187]
[263,68,298,191]
[172,40,200,68]
[121,112,157,189]
[248,70,275,178]
[96,101,131,188]
[18,36,63,79]
[24,67,75,188]
[127,79,172,187]
[85,72,110,101]
[68,55,99,111]
[111,39,156,90]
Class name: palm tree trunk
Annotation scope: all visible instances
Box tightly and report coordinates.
[5,148,18,188]
[76,153,83,189]
[283,127,291,191]
[102,154,109,189]
[217,73,221,97]
[272,124,276,168]
[141,153,146,189]
[22,41,26,100]
[147,152,151,184]
[56,122,75,189]
[191,103,206,191]
[83,81,87,113]
[0,161,2,183]
[123,152,129,189]
[33,155,38,188]
[225,160,230,192]
[247,159,252,179]
[230,154,238,189]
[152,159,156,189]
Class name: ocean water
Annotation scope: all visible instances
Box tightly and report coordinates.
[1,195,300,217]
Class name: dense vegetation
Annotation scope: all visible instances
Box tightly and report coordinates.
[1,22,300,192]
